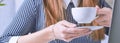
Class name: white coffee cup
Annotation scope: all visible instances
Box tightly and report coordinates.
[72,7,97,23]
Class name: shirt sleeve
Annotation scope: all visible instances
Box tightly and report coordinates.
[101,34,109,43]
[9,36,20,43]
[0,0,43,43]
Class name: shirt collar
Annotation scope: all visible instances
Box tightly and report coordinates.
[63,0,79,7]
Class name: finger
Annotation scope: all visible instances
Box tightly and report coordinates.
[97,8,112,15]
[78,31,92,37]
[96,5,100,14]
[98,22,109,26]
[97,11,108,15]
[95,16,106,22]
[63,29,90,36]
[63,31,92,41]
[72,28,91,34]
[63,28,90,34]
[97,12,107,17]
[65,31,92,39]
[96,5,100,10]
[96,18,107,23]
[63,38,73,42]
[59,20,76,28]
[63,33,81,40]
[95,18,110,26]
[72,31,92,39]
[63,37,74,42]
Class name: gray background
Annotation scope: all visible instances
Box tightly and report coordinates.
[0,0,24,35]
[109,0,120,43]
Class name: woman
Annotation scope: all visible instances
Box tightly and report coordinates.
[0,0,112,43]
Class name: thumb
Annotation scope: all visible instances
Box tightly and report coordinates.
[96,5,100,9]
[63,38,73,42]
[96,5,100,15]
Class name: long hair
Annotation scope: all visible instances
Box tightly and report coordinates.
[43,0,105,41]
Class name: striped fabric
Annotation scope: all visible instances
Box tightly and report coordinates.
[0,0,110,43]
[65,1,78,24]
[0,0,45,43]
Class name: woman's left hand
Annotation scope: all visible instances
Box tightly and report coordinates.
[95,6,112,27]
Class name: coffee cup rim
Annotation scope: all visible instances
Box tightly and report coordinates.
[72,7,96,9]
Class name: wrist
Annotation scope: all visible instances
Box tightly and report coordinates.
[42,25,56,42]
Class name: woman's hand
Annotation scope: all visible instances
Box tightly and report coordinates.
[95,6,112,27]
[52,20,92,42]
[17,20,91,43]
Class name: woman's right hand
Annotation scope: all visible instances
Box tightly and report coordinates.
[17,20,92,43]
[51,20,92,42]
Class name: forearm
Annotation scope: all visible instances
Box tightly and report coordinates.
[17,26,54,43]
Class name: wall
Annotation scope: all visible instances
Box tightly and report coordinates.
[0,0,24,35]
[0,0,15,35]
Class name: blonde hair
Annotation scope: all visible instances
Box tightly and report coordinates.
[43,0,105,41]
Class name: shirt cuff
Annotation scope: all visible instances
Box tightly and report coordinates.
[9,36,20,43]
[101,34,109,43]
